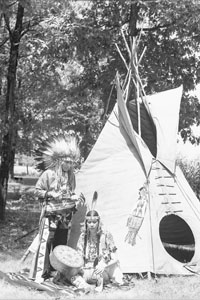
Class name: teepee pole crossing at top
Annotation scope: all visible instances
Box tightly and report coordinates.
[115,28,148,138]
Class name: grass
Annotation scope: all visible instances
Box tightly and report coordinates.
[1,212,200,300]
[1,258,200,300]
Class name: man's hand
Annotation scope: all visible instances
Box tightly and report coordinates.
[78,193,85,205]
[71,193,85,205]
[47,191,61,199]
[71,193,79,201]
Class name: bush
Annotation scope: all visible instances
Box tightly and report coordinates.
[177,157,200,199]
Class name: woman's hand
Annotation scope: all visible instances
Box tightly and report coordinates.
[93,260,107,276]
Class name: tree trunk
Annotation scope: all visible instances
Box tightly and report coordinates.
[10,147,15,179]
[129,2,139,38]
[0,3,24,221]
[80,120,91,161]
[10,127,18,179]
[128,2,140,102]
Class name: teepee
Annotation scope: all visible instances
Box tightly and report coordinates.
[68,34,200,276]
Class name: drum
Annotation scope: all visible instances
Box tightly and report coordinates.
[50,245,84,279]
[45,200,76,216]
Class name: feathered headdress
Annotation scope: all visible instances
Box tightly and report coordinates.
[34,132,80,171]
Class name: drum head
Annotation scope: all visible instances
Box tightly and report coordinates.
[50,245,84,277]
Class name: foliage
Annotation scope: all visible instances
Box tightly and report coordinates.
[0,0,106,159]
[56,0,200,144]
[1,0,200,160]
[139,0,200,91]
[138,0,200,142]
[179,93,200,144]
[177,157,200,199]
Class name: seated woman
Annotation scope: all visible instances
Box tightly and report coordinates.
[70,209,124,292]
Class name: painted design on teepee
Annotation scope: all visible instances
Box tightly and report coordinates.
[152,160,180,215]
[125,183,148,246]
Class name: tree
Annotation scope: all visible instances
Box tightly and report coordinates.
[139,0,200,141]
[13,0,106,159]
[0,0,26,220]
[7,0,200,158]
[0,0,71,219]
[66,0,200,142]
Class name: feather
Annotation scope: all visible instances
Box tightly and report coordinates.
[91,191,98,211]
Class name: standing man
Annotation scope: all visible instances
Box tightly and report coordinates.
[29,132,84,283]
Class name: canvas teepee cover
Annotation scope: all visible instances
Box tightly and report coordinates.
[68,82,200,275]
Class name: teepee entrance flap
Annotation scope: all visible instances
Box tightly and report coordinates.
[146,86,183,174]
[116,74,153,176]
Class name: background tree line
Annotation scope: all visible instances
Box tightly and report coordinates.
[0,0,200,220]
